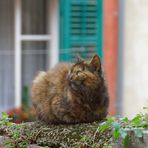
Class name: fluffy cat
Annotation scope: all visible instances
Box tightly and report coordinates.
[31,55,109,124]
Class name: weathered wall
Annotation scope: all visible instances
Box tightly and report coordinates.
[123,0,148,118]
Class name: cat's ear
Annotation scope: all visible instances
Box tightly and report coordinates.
[76,54,83,63]
[89,55,101,71]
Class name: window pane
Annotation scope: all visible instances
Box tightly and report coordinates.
[22,41,49,105]
[0,0,15,112]
[22,0,49,34]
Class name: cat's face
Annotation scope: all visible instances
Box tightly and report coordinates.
[67,55,102,91]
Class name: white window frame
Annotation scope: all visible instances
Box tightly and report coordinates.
[14,0,59,108]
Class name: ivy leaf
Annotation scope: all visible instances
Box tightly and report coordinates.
[120,117,129,123]
[107,116,115,124]
[98,122,109,133]
[112,122,121,130]
[113,129,120,140]
[131,115,142,127]
[98,117,115,133]
[134,128,143,138]
[120,128,127,139]
[123,135,129,148]
[1,112,9,119]
[7,122,12,127]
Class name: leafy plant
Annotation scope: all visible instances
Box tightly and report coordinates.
[0,105,147,148]
[98,112,148,148]
[0,112,28,147]
[0,112,12,126]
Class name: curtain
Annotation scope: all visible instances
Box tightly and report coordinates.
[21,0,48,105]
[0,0,15,112]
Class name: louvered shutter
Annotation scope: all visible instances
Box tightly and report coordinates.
[59,0,102,62]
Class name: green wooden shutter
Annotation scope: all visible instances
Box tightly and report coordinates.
[60,0,102,62]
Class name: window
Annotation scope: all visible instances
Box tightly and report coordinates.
[15,0,51,107]
[0,0,59,111]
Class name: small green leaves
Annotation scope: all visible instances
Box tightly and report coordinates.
[112,122,121,130]
[119,128,127,139]
[97,112,147,148]
[112,123,128,141]
[0,112,12,126]
[1,112,8,118]
[107,117,115,124]
[134,128,143,138]
[112,122,121,140]
[103,143,113,148]
[1,112,12,121]
[120,117,129,123]
[98,117,115,133]
[12,130,20,139]
[113,129,120,140]
[98,122,109,133]
[131,115,143,127]
[123,135,129,148]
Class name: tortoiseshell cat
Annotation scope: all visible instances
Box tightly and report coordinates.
[31,55,109,124]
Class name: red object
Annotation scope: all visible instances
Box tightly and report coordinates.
[104,0,118,115]
[7,108,30,123]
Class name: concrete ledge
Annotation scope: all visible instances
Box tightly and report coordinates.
[0,121,148,147]
[0,136,43,148]
[114,130,148,148]
[0,121,112,147]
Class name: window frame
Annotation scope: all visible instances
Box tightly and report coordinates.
[14,0,59,108]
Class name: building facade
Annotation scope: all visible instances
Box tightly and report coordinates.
[0,0,123,117]
[0,0,109,111]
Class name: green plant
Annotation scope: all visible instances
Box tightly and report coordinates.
[0,106,147,148]
[0,112,12,126]
[98,112,148,148]
[0,112,29,147]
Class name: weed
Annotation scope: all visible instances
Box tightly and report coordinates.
[98,112,148,148]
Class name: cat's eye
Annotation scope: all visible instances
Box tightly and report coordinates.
[76,70,81,75]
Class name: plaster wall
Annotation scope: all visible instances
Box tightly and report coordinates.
[123,0,148,117]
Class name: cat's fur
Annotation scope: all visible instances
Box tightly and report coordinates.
[31,55,109,124]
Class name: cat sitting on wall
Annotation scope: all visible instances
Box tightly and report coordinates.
[31,55,109,124]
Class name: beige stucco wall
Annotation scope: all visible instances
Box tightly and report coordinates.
[123,0,148,118]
